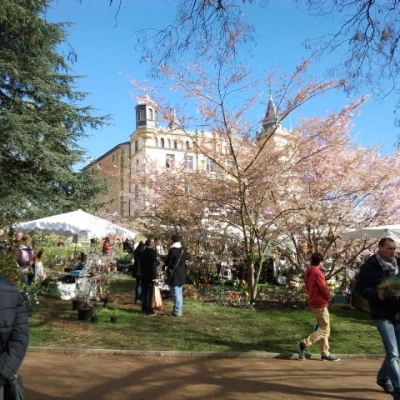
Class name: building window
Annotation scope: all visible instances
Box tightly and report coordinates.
[173,140,178,149]
[206,158,215,172]
[138,108,146,121]
[148,108,153,120]
[134,185,139,200]
[225,146,233,155]
[186,141,190,150]
[135,140,139,152]
[160,138,165,148]
[185,155,194,170]
[166,154,175,168]
[112,154,115,162]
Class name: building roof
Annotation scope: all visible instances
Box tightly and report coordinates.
[262,94,278,131]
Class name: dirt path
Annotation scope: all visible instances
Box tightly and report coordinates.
[20,351,388,400]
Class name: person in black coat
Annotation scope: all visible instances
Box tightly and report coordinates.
[132,241,145,304]
[0,275,29,393]
[355,237,400,398]
[138,238,158,315]
[164,234,186,317]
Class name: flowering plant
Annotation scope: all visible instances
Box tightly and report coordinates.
[378,276,400,298]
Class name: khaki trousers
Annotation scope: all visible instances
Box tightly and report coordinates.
[302,307,330,357]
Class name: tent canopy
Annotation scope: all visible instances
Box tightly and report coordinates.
[342,224,400,242]
[15,210,136,240]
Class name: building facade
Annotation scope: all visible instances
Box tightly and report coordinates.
[93,96,290,217]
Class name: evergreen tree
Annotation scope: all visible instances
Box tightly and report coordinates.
[0,0,109,227]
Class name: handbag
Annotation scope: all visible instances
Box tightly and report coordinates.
[151,285,164,311]
[2,375,25,400]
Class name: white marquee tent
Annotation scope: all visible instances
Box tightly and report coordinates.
[342,224,400,242]
[15,210,136,240]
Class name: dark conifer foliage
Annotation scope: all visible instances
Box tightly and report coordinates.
[0,0,109,226]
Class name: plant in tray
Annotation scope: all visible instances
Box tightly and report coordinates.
[378,276,400,309]
[379,275,400,297]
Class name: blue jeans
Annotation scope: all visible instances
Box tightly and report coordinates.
[376,318,400,389]
[135,276,142,303]
[172,285,183,316]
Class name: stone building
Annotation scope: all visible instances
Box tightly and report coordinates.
[92,95,291,217]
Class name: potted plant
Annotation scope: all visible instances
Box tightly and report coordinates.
[378,276,400,310]
[90,302,102,323]
[77,302,93,321]
[75,278,94,321]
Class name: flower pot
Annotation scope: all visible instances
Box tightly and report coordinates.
[110,315,119,323]
[100,297,109,307]
[74,300,89,310]
[77,308,92,321]
[91,315,99,323]
[72,299,79,310]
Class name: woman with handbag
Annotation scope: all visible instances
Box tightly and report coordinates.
[0,274,29,400]
[164,234,186,317]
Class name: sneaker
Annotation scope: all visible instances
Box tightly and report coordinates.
[171,312,182,317]
[321,355,340,361]
[377,380,394,394]
[298,340,306,360]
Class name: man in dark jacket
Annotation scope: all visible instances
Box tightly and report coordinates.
[139,238,158,315]
[164,234,186,317]
[0,275,29,395]
[297,252,340,361]
[355,237,400,399]
[132,241,145,304]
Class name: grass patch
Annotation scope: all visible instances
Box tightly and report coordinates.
[29,274,383,354]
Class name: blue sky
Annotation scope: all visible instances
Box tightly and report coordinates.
[45,0,399,165]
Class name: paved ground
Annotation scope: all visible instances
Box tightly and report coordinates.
[20,349,391,400]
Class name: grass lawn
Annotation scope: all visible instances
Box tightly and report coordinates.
[29,274,383,355]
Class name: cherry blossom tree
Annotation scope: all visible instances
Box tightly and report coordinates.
[130,54,352,300]
[122,0,400,300]
[271,103,400,285]
[131,62,400,301]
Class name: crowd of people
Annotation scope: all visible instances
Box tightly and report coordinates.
[0,231,47,284]
[0,229,189,397]
[127,234,186,317]
[6,227,400,399]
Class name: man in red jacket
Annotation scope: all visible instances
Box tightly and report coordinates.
[298,252,340,361]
